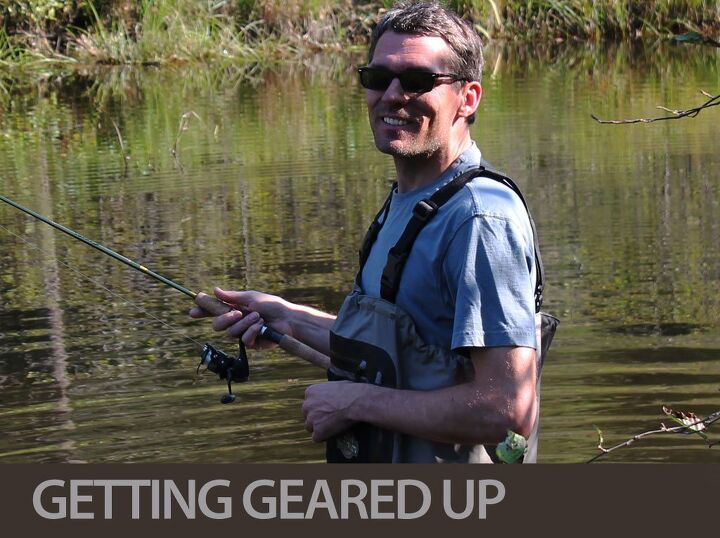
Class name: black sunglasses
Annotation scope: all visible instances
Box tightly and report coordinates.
[357,66,465,94]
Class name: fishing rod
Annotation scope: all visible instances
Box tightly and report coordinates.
[0,194,331,403]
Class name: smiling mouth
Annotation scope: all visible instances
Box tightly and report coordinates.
[382,117,410,126]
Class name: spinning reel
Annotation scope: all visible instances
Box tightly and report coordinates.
[197,342,249,404]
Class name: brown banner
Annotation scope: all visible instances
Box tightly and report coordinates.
[1,464,718,537]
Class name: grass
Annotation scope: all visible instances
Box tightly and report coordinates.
[1,0,374,69]
[451,0,720,42]
[0,1,718,70]
[60,0,306,66]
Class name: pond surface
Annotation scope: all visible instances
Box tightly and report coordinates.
[1,43,719,463]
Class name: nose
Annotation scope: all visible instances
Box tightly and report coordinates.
[380,77,410,105]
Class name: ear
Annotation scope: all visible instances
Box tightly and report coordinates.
[457,81,482,120]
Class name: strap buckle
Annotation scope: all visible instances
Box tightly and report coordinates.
[412,199,438,222]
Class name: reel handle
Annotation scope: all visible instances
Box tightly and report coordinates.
[194,292,332,370]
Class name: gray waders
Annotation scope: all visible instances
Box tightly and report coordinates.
[327,166,559,463]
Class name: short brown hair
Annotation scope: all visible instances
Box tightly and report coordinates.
[368,1,484,85]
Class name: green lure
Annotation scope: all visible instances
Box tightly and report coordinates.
[496,430,528,464]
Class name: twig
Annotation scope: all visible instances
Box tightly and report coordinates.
[171,111,202,174]
[111,119,129,174]
[587,409,720,463]
[591,90,720,124]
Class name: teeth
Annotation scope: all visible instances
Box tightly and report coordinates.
[383,117,409,126]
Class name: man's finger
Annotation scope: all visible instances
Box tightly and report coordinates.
[239,319,264,346]
[211,310,244,331]
[188,306,209,318]
[214,287,252,308]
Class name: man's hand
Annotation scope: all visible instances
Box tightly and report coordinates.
[302,346,537,446]
[190,287,336,356]
[302,381,364,442]
[189,288,295,350]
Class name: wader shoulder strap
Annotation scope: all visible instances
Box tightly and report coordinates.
[355,184,395,288]
[374,166,546,311]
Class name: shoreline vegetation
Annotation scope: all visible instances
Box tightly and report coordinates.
[1,1,719,70]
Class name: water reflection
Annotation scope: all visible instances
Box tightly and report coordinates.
[1,42,719,463]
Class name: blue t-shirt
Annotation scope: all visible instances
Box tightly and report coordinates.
[360,143,537,352]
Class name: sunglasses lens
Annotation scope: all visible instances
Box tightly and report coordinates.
[359,68,394,91]
[399,72,434,93]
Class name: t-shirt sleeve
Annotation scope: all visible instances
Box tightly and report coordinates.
[442,213,537,350]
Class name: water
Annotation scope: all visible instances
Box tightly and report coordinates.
[1,43,719,463]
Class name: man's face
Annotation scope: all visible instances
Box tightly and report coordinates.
[366,31,465,159]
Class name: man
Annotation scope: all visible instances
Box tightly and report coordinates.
[191,1,539,463]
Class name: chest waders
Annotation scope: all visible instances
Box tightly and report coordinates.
[327,165,559,463]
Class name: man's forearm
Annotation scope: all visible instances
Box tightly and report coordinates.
[288,304,336,357]
[348,381,536,445]
[304,346,538,446]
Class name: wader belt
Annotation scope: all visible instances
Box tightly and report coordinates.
[357,165,546,312]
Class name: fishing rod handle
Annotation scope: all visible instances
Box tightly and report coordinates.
[263,327,332,371]
[194,292,332,371]
[194,292,237,316]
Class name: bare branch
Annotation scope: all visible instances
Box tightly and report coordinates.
[591,91,720,124]
[587,409,720,463]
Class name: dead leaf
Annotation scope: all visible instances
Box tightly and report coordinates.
[663,405,707,434]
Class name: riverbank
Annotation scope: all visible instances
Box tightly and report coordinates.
[1,1,719,69]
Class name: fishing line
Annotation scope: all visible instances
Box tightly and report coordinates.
[0,221,205,350]
[0,217,252,403]
[0,194,332,403]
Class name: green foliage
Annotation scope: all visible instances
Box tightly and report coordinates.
[0,1,377,66]
[446,0,492,19]
[4,0,65,27]
[1,1,719,68]
[2,1,89,32]
[71,0,241,65]
[450,0,720,41]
